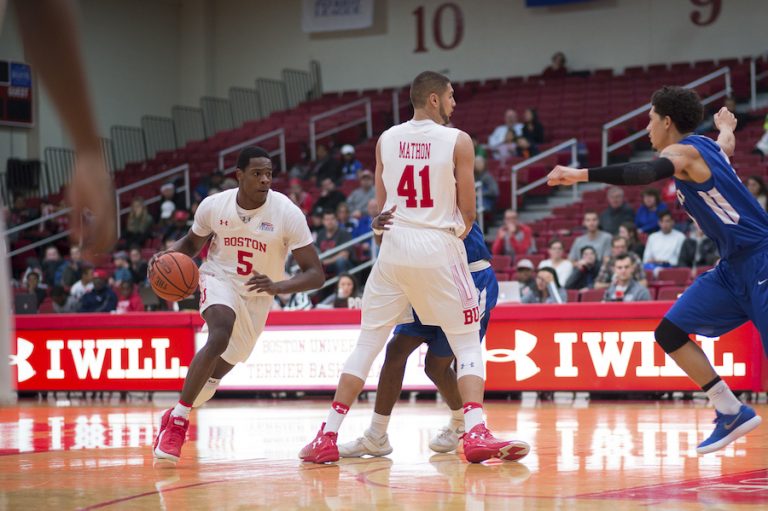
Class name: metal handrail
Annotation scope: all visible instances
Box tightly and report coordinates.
[601,67,732,166]
[217,128,286,174]
[290,230,376,293]
[115,163,191,238]
[510,138,579,211]
[750,50,768,110]
[309,98,372,160]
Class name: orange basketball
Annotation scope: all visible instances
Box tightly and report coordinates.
[149,252,199,302]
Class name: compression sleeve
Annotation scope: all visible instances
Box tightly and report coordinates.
[587,158,675,186]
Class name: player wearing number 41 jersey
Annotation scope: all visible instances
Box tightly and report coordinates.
[151,146,324,464]
[547,86,766,454]
[301,71,527,464]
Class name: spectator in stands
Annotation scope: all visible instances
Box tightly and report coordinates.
[41,245,66,287]
[336,202,357,234]
[515,135,536,158]
[472,135,488,159]
[311,178,347,219]
[315,210,352,276]
[79,269,117,313]
[564,246,600,291]
[163,210,190,244]
[492,209,535,258]
[603,254,652,302]
[599,186,634,235]
[351,198,378,261]
[514,258,537,302]
[70,264,94,302]
[643,211,686,271]
[312,143,342,185]
[538,239,573,287]
[340,144,363,181]
[474,155,499,213]
[493,130,518,163]
[289,178,314,216]
[50,285,78,313]
[346,169,375,218]
[522,267,567,304]
[194,170,224,201]
[753,114,768,158]
[159,183,177,226]
[745,175,768,211]
[115,281,143,313]
[569,211,612,262]
[60,246,84,288]
[619,221,645,259]
[634,188,668,234]
[125,197,155,248]
[24,269,47,307]
[521,108,545,146]
[679,222,719,269]
[488,109,524,150]
[541,51,568,80]
[316,273,362,309]
[112,251,133,283]
[128,248,148,285]
[595,235,646,289]
[221,177,238,190]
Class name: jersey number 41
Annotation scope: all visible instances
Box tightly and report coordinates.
[397,164,434,208]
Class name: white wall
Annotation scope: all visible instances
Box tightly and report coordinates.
[1,0,767,165]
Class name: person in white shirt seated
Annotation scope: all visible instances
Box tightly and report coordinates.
[487,109,523,151]
[643,210,686,271]
[538,239,573,286]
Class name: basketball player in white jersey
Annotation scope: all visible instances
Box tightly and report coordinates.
[1,0,116,406]
[151,146,324,463]
[301,71,529,464]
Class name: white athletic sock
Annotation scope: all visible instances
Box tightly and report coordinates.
[171,401,192,419]
[193,377,221,408]
[463,402,484,431]
[324,401,350,433]
[368,413,391,439]
[706,380,742,415]
[449,408,464,431]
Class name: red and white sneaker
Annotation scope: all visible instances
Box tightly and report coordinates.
[462,423,530,463]
[154,414,189,463]
[153,408,172,452]
[300,425,339,464]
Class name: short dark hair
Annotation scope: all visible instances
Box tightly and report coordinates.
[611,235,628,247]
[410,71,450,108]
[642,187,661,204]
[548,238,564,249]
[580,245,596,256]
[658,210,673,220]
[236,146,271,170]
[614,253,632,265]
[651,86,703,134]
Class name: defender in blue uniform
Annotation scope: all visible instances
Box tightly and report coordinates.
[338,221,499,457]
[547,86,764,454]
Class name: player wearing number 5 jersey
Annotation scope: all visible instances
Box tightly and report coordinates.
[547,86,766,454]
[151,146,324,463]
[301,71,527,464]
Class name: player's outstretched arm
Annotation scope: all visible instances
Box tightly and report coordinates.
[714,106,737,157]
[13,0,116,257]
[246,244,324,295]
[547,157,679,188]
[454,131,476,239]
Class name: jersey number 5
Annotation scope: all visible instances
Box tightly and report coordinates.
[397,164,434,208]
[237,250,254,276]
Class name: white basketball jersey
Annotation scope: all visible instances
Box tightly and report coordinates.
[379,119,464,234]
[191,189,314,297]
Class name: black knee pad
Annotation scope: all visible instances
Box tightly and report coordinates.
[654,317,691,354]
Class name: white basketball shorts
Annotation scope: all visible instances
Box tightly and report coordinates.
[363,225,480,335]
[199,273,272,365]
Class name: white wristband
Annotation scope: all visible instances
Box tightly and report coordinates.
[372,227,384,236]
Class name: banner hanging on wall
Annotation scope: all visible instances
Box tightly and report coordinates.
[302,0,374,33]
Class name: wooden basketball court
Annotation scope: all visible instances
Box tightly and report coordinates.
[1,398,766,510]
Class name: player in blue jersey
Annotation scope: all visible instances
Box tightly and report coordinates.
[547,86,764,454]
[337,214,526,459]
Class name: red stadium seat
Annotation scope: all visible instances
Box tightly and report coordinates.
[579,288,605,302]
[657,267,692,286]
[657,286,686,301]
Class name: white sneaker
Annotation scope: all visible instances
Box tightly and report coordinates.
[338,430,393,458]
[429,425,464,453]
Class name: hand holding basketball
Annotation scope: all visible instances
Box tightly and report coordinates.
[149,252,199,301]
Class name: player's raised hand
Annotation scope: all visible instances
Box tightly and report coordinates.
[246,271,281,295]
[546,165,587,187]
[68,150,117,261]
[373,205,397,231]
[714,106,737,133]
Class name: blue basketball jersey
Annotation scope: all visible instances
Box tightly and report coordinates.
[464,222,492,263]
[675,135,768,259]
